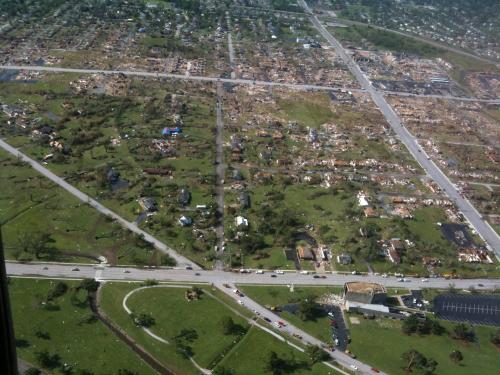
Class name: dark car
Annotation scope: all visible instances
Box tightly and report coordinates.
[271,274,277,278]
[264,317,272,323]
[313,275,320,279]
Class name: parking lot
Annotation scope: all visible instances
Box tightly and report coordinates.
[434,294,500,326]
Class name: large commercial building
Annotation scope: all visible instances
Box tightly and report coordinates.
[343,282,387,305]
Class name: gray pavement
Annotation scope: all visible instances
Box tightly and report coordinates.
[0,64,363,93]
[0,138,198,269]
[226,12,237,80]
[383,91,500,104]
[6,262,500,291]
[1,64,497,103]
[214,82,225,270]
[299,0,500,257]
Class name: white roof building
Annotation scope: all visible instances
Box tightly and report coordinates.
[235,216,248,227]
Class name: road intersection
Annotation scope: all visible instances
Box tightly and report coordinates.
[0,64,498,104]
[7,262,499,291]
[0,138,198,270]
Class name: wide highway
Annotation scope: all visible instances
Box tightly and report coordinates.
[298,0,500,257]
[7,262,500,290]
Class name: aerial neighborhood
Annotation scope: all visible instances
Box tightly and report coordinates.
[0,1,499,375]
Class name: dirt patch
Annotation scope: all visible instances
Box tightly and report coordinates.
[350,317,360,325]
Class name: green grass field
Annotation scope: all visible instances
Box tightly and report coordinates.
[215,327,338,375]
[125,285,249,369]
[0,149,150,265]
[348,316,500,375]
[9,278,155,375]
[100,282,204,374]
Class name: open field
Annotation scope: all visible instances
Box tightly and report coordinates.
[0,149,151,265]
[9,277,154,375]
[348,315,500,375]
[215,326,338,375]
[125,285,249,369]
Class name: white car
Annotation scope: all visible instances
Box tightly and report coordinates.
[300,270,309,275]
[255,270,264,274]
[398,278,404,282]
[275,270,284,274]
[238,300,244,305]
[382,273,388,278]
[421,278,429,283]
[350,365,358,371]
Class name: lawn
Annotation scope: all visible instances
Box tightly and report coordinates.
[277,93,337,129]
[0,150,149,265]
[100,282,199,374]
[100,282,252,374]
[215,327,339,375]
[348,316,500,375]
[124,285,249,369]
[9,278,154,375]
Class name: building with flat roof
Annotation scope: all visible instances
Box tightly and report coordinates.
[343,282,387,305]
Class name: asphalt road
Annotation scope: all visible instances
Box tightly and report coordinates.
[382,90,500,104]
[226,12,237,80]
[299,0,500,257]
[214,82,225,270]
[0,138,198,269]
[1,64,498,104]
[0,64,363,93]
[7,262,500,290]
